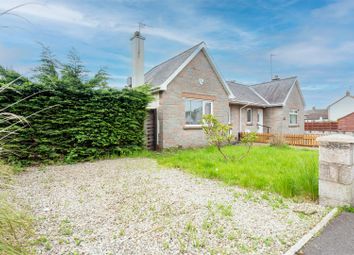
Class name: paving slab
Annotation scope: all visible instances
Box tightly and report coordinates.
[303,212,354,255]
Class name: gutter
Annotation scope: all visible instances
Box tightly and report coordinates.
[239,103,250,132]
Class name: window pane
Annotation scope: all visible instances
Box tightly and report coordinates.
[204,102,212,115]
[190,100,203,124]
[185,100,192,124]
[290,114,297,124]
[185,99,202,125]
[247,109,252,122]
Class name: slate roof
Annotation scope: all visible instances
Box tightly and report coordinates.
[142,41,299,107]
[226,81,268,105]
[304,108,328,121]
[227,77,298,106]
[145,42,203,88]
[250,77,297,105]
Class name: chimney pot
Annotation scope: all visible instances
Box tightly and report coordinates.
[346,91,351,96]
[272,75,280,80]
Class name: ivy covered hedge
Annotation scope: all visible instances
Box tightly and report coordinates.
[0,48,151,165]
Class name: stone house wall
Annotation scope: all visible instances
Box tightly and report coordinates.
[157,50,230,149]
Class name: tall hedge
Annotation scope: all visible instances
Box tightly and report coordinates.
[0,83,150,164]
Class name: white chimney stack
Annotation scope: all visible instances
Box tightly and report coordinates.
[131,31,145,87]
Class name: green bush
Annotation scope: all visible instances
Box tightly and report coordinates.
[0,49,151,165]
[0,84,150,165]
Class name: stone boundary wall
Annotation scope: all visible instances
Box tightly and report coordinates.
[317,135,354,206]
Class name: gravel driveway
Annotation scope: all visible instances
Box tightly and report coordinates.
[9,158,328,254]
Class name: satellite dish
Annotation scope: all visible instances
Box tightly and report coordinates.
[198,78,204,85]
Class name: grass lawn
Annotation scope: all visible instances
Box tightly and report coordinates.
[145,145,319,200]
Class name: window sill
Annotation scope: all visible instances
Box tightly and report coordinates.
[183,125,203,130]
[246,123,253,126]
[289,124,299,128]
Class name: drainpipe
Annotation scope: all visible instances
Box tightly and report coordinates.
[239,103,250,133]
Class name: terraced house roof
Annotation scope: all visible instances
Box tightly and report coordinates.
[144,42,301,106]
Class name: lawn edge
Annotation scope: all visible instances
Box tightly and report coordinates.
[283,207,338,255]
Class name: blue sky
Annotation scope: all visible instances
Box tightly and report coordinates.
[1,0,354,108]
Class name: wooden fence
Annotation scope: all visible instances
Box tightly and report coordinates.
[305,122,338,131]
[239,132,320,147]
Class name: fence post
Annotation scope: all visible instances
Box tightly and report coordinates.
[317,135,354,206]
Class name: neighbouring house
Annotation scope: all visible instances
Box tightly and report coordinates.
[128,31,305,149]
[328,91,354,121]
[304,107,328,122]
[338,112,354,132]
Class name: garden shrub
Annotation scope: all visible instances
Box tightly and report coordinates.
[0,49,151,165]
[0,84,150,165]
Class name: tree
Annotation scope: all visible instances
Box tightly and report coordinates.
[33,45,59,86]
[202,114,233,160]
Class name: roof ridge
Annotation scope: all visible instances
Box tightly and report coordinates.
[249,76,297,86]
[145,42,204,75]
[248,86,270,105]
[226,80,250,87]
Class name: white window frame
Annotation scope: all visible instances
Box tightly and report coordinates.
[184,98,213,127]
[289,109,298,125]
[246,108,253,124]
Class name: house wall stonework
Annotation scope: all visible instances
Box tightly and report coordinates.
[262,84,304,135]
[263,107,283,134]
[282,83,305,134]
[157,51,229,149]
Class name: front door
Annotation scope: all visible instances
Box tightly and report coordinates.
[257,109,263,133]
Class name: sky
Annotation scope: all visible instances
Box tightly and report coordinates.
[1,0,354,108]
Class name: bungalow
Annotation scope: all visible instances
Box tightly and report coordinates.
[128,31,305,149]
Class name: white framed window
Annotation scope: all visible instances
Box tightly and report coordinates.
[289,109,298,125]
[185,99,213,125]
[246,108,252,124]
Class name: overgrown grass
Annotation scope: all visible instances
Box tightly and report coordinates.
[0,163,34,255]
[146,145,319,200]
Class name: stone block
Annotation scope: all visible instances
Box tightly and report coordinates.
[319,143,353,165]
[319,180,352,205]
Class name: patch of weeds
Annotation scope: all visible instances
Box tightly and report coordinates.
[227,231,238,241]
[0,194,34,255]
[269,196,287,210]
[185,221,197,234]
[58,238,70,245]
[69,250,80,255]
[263,237,274,247]
[73,237,82,246]
[217,204,233,217]
[233,191,242,200]
[243,191,260,203]
[193,237,206,249]
[202,219,213,231]
[84,229,94,235]
[239,243,250,253]
[342,206,354,213]
[162,240,170,250]
[177,236,187,253]
[213,226,224,239]
[119,228,125,237]
[60,219,74,236]
[34,235,52,251]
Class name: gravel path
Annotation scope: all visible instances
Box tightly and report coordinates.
[8,158,328,254]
